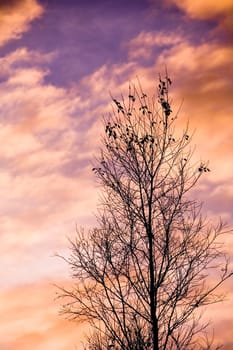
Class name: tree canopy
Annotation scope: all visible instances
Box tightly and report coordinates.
[58,74,232,350]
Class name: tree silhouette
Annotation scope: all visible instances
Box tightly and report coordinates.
[58,74,232,350]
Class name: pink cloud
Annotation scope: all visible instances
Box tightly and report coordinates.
[127,31,183,59]
[0,48,55,78]
[0,49,102,289]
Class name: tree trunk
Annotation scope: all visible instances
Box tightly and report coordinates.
[148,227,159,350]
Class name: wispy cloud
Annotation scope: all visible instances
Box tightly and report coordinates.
[127,31,184,59]
[0,48,100,289]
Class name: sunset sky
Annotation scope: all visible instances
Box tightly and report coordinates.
[0,0,233,349]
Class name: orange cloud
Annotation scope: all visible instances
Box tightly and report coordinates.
[153,41,233,182]
[167,0,233,19]
[167,0,233,32]
[2,279,232,350]
[0,280,87,350]
[202,278,233,349]
[0,0,44,47]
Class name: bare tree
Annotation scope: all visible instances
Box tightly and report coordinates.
[58,74,232,350]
